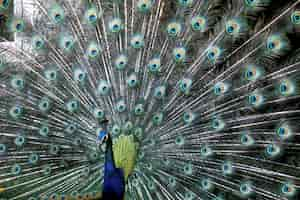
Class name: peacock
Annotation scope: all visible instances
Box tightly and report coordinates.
[0,0,300,199]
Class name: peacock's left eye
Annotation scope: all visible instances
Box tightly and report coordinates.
[291,11,300,25]
[137,0,153,12]
[173,47,186,63]
[166,22,182,37]
[130,34,144,49]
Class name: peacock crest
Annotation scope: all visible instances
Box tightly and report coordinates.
[0,0,300,199]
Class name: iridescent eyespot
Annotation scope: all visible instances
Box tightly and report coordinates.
[213,82,228,95]
[154,85,167,99]
[49,144,60,155]
[248,92,263,107]
[183,111,196,124]
[39,124,49,137]
[240,182,252,196]
[190,16,206,32]
[281,183,296,197]
[65,123,77,134]
[114,54,128,70]
[240,133,255,146]
[130,34,144,49]
[178,78,193,95]
[10,18,25,33]
[244,65,261,81]
[87,42,101,58]
[266,34,288,54]
[66,100,80,113]
[222,161,233,175]
[10,75,25,90]
[168,176,177,188]
[85,7,99,25]
[166,22,182,37]
[226,19,241,35]
[127,73,139,88]
[59,35,75,52]
[148,57,161,73]
[200,145,213,157]
[201,178,213,191]
[279,79,295,96]
[123,121,133,132]
[178,0,193,7]
[291,11,300,25]
[11,164,22,175]
[244,0,257,6]
[112,124,121,136]
[108,18,123,33]
[44,69,58,82]
[212,118,225,131]
[137,0,153,12]
[115,100,127,113]
[28,153,39,164]
[14,135,25,147]
[38,98,51,113]
[184,190,195,200]
[266,143,281,158]
[276,123,292,140]
[207,46,222,63]
[9,105,23,119]
[134,127,143,139]
[73,68,86,83]
[183,163,193,175]
[152,112,164,125]
[93,108,105,120]
[49,4,65,24]
[134,103,145,116]
[0,143,6,153]
[97,80,111,95]
[175,135,185,147]
[0,0,10,10]
[32,35,45,50]
[173,47,186,63]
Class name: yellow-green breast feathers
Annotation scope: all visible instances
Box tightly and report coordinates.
[113,134,138,181]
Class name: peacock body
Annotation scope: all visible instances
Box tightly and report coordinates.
[0,0,300,199]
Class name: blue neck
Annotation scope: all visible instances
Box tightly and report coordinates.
[104,136,116,173]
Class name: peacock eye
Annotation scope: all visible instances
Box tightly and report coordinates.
[240,182,252,196]
[173,47,186,63]
[87,42,101,59]
[32,35,45,50]
[248,92,263,107]
[281,183,296,197]
[241,133,255,146]
[178,78,193,95]
[279,79,294,96]
[207,46,222,63]
[0,143,6,153]
[148,57,161,73]
[114,54,128,70]
[266,143,281,158]
[154,85,167,99]
[137,0,153,12]
[11,164,22,175]
[183,111,196,124]
[225,19,242,35]
[66,100,80,113]
[166,22,182,37]
[127,73,139,88]
[213,82,228,95]
[49,4,65,24]
[97,80,111,95]
[9,105,23,119]
[10,75,25,90]
[59,35,75,52]
[177,0,194,7]
[0,0,10,9]
[85,7,99,24]
[14,135,25,147]
[28,153,39,165]
[191,16,206,32]
[115,100,127,113]
[130,34,144,49]
[291,11,300,25]
[109,18,123,33]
